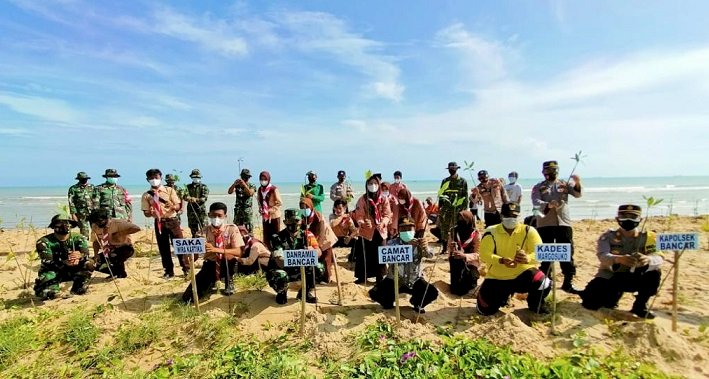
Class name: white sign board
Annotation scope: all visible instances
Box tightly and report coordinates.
[378,245,413,264]
[172,238,206,255]
[535,243,572,262]
[283,249,318,267]
[656,233,699,251]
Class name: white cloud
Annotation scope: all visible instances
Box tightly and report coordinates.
[0,93,80,123]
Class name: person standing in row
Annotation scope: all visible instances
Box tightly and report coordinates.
[68,171,95,238]
[531,160,583,294]
[504,171,523,204]
[475,170,508,228]
[141,169,187,279]
[257,171,283,249]
[303,171,325,214]
[165,174,185,222]
[352,173,392,284]
[228,168,257,232]
[330,170,354,207]
[381,182,399,239]
[438,162,469,253]
[94,169,132,221]
[184,169,209,238]
[388,170,407,198]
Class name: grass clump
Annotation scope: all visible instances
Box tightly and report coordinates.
[0,316,38,370]
[115,316,160,353]
[62,308,100,352]
[233,271,268,291]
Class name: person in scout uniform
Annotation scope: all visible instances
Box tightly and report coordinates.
[303,170,326,213]
[267,208,324,304]
[182,202,244,302]
[438,162,469,253]
[34,214,94,299]
[352,173,392,284]
[369,218,437,313]
[299,197,338,283]
[165,174,185,221]
[476,202,550,315]
[184,169,209,238]
[88,209,140,279]
[475,169,508,227]
[235,225,271,274]
[531,160,583,294]
[579,204,663,319]
[68,171,96,238]
[94,168,132,221]
[228,168,257,232]
[257,171,283,250]
[447,210,481,296]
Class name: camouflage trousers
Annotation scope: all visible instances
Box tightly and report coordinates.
[76,214,91,238]
[437,207,456,242]
[233,206,254,232]
[34,260,94,299]
[187,212,207,238]
[265,263,325,294]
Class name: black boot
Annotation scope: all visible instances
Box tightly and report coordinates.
[221,281,235,296]
[561,276,582,295]
[296,288,317,303]
[70,282,88,295]
[631,296,655,319]
[275,290,287,304]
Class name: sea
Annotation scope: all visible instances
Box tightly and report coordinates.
[0,176,707,229]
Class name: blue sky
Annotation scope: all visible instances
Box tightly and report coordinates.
[1,0,708,186]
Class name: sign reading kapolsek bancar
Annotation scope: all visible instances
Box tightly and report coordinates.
[283,249,318,267]
[535,243,572,262]
[172,238,206,255]
[656,233,699,251]
[378,245,413,264]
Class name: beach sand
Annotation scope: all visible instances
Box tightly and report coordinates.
[0,216,707,377]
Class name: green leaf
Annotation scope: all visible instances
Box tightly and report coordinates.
[438,181,450,197]
[364,170,373,181]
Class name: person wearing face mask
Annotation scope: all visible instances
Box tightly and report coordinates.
[476,202,550,315]
[447,210,481,296]
[424,197,439,225]
[184,169,209,238]
[476,170,509,228]
[182,202,245,302]
[268,209,324,304]
[303,171,326,214]
[300,197,338,283]
[396,189,427,239]
[352,173,392,284]
[257,171,283,250]
[438,162,469,254]
[380,182,400,239]
[141,168,187,279]
[579,204,662,319]
[368,218,437,313]
[94,169,132,221]
[68,171,96,238]
[389,170,407,200]
[34,214,94,299]
[504,171,523,204]
[88,209,140,279]
[228,169,257,232]
[330,170,355,207]
[235,225,271,274]
[531,160,583,294]
[330,199,358,250]
[165,174,185,221]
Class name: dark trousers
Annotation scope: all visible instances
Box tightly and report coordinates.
[483,211,501,228]
[237,261,266,275]
[449,258,479,296]
[262,218,281,250]
[477,269,551,315]
[96,245,134,277]
[537,226,576,278]
[354,231,385,280]
[182,257,237,303]
[155,217,187,275]
[320,247,334,283]
[369,277,439,310]
[581,269,661,312]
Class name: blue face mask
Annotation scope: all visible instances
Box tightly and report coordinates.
[106,177,118,185]
[399,230,415,242]
[301,208,312,218]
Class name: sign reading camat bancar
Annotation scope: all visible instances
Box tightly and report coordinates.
[172,238,206,255]
[535,243,572,262]
[378,245,413,264]
[283,249,318,267]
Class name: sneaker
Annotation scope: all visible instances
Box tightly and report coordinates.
[275,291,287,304]
[631,308,656,319]
[41,290,57,300]
[162,272,175,280]
[221,283,235,296]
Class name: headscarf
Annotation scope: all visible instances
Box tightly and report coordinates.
[299,197,322,235]
[258,171,275,220]
[456,210,475,240]
[365,175,383,223]
[397,188,413,217]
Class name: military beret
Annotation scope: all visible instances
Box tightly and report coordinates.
[617,204,642,217]
[501,202,521,217]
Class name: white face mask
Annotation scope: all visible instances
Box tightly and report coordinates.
[192,178,201,184]
[367,184,379,193]
[399,230,415,242]
[148,179,161,187]
[260,180,269,187]
[394,179,401,184]
[501,217,518,229]
[398,199,406,205]
[210,217,224,227]
[508,177,516,184]
[382,191,390,197]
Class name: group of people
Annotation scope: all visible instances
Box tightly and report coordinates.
[36,161,663,319]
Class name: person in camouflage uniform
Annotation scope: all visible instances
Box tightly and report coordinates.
[94,169,132,221]
[228,168,256,232]
[67,171,95,237]
[165,174,185,221]
[267,208,324,304]
[438,162,469,253]
[34,214,94,299]
[184,169,209,238]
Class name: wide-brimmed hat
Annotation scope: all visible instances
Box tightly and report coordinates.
[240,168,252,178]
[102,169,120,178]
[165,174,176,181]
[447,162,460,170]
[189,169,202,178]
[48,214,78,228]
[75,172,91,180]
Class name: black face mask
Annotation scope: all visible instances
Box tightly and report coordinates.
[618,219,640,231]
[54,226,70,235]
[448,169,457,176]
[286,224,298,233]
[544,173,557,181]
[79,179,89,185]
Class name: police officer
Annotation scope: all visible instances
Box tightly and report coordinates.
[94,169,132,221]
[580,204,662,319]
[228,168,257,232]
[68,171,96,237]
[34,214,94,299]
[184,169,209,238]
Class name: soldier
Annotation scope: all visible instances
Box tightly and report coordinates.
[303,170,325,214]
[531,160,583,294]
[68,171,96,237]
[184,169,209,238]
[579,204,663,319]
[475,170,508,228]
[228,168,257,232]
[94,169,132,221]
[165,174,185,221]
[88,209,140,278]
[34,214,94,299]
[438,162,469,253]
[267,208,324,304]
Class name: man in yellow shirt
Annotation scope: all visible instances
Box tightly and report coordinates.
[477,202,551,315]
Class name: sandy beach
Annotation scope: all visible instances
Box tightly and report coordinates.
[0,216,707,378]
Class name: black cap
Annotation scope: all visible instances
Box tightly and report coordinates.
[240,169,252,177]
[501,202,521,217]
[337,170,346,177]
[508,171,518,178]
[477,170,488,177]
[618,204,642,217]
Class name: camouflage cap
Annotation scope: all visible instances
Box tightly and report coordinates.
[240,168,251,177]
[501,202,521,217]
[165,174,176,181]
[102,169,120,178]
[618,204,642,217]
[189,169,202,178]
[283,208,302,225]
[48,214,78,228]
[75,172,91,180]
[306,170,317,177]
[542,161,559,169]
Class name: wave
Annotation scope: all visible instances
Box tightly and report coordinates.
[21,196,65,200]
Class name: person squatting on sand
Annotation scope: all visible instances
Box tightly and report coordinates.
[448,210,481,296]
[89,209,140,279]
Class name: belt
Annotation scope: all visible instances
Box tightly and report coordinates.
[159,217,179,222]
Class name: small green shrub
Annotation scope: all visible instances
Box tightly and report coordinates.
[0,316,37,370]
[62,308,100,352]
